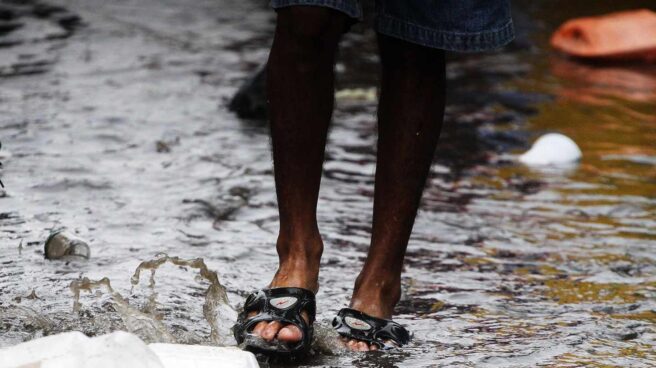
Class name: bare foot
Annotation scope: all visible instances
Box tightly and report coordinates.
[247,237,321,345]
[341,275,401,351]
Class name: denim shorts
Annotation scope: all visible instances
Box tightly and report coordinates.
[270,0,514,52]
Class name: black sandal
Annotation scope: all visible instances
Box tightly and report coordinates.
[233,287,316,356]
[332,308,411,350]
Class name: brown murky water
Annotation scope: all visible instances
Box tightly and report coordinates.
[1,0,655,367]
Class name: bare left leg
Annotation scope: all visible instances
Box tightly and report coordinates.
[345,34,446,351]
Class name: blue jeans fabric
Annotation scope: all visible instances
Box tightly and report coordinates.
[270,0,514,52]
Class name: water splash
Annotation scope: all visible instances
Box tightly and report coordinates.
[129,253,235,345]
[69,254,235,345]
[70,276,176,343]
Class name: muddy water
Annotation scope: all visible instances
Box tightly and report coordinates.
[1,0,655,367]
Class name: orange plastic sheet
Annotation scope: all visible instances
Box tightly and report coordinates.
[551,9,656,62]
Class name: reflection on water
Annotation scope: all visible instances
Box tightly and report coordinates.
[552,60,656,102]
[1,0,655,367]
[550,57,656,122]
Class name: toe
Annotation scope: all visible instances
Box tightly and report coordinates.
[276,310,309,342]
[277,324,303,342]
[342,338,376,352]
[251,321,267,336]
[261,321,283,341]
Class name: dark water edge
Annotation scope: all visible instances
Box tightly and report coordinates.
[1,0,655,367]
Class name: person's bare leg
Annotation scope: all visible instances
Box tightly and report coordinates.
[345,34,446,351]
[249,6,350,344]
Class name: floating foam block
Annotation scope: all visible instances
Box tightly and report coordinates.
[519,133,582,166]
[0,331,89,368]
[150,343,259,368]
[0,331,259,368]
[0,331,162,368]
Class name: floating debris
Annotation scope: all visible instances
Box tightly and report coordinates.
[228,63,268,120]
[44,231,90,260]
[519,133,582,166]
[551,9,656,62]
[0,331,258,368]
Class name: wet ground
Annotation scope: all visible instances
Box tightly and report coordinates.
[1,0,655,367]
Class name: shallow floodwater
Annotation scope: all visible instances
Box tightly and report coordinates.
[1,0,655,367]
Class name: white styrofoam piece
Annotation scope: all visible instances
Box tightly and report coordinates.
[149,343,259,368]
[519,133,582,166]
[0,331,163,368]
[82,332,164,368]
[0,331,90,368]
[0,332,259,368]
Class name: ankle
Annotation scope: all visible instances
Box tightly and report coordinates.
[276,229,323,267]
[350,272,401,318]
[271,231,323,293]
[271,259,320,293]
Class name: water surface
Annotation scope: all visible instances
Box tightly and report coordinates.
[1,1,654,367]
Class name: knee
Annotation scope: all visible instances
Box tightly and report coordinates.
[275,6,350,52]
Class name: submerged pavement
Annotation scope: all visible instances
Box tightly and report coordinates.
[1,0,655,367]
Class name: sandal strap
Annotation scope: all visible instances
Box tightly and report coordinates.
[332,308,411,349]
[234,287,316,355]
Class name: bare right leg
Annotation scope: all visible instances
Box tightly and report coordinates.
[250,6,350,343]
